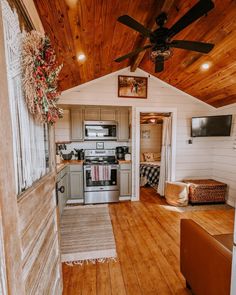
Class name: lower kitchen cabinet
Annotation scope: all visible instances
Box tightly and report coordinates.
[57,167,69,216]
[69,165,84,199]
[119,163,132,197]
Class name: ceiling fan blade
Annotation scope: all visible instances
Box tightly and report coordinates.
[117,15,152,38]
[155,56,164,72]
[169,40,214,53]
[114,44,152,62]
[168,0,214,38]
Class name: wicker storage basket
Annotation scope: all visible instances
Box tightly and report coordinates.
[183,179,227,204]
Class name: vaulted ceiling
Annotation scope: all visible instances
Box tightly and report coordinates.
[33,0,236,107]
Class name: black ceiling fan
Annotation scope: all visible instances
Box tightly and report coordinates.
[114,0,215,72]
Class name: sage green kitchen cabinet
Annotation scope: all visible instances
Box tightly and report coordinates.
[116,108,129,141]
[119,163,132,197]
[71,109,83,141]
[100,108,116,121]
[57,166,69,216]
[55,109,71,142]
[69,165,84,199]
[84,107,100,120]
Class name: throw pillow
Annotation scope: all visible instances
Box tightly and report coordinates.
[143,152,154,162]
[153,152,161,161]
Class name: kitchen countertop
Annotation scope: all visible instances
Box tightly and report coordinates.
[56,160,83,173]
[56,159,131,173]
[118,160,132,164]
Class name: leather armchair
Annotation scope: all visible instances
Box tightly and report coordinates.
[180,219,233,295]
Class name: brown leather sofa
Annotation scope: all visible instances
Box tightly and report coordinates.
[180,219,233,295]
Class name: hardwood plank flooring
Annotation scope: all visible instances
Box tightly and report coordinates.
[62,187,235,295]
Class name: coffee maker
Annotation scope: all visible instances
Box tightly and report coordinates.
[116,146,129,160]
[74,149,84,160]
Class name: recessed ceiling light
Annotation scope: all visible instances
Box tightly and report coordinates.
[201,62,211,71]
[77,53,86,61]
[149,118,156,123]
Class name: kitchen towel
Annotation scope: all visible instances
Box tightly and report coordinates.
[91,165,111,181]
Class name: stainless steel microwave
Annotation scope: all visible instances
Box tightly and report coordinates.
[84,121,117,140]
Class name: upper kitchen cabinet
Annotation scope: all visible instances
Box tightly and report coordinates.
[84,106,116,121]
[71,109,83,141]
[55,106,131,142]
[116,108,129,141]
[100,108,116,121]
[84,107,100,120]
[55,109,71,143]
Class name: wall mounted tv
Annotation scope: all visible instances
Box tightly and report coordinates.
[191,115,232,137]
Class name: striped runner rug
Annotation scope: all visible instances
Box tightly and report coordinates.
[60,205,117,264]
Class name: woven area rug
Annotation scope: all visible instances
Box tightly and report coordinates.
[60,204,117,264]
[159,203,233,213]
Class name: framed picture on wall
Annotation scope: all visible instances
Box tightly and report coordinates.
[141,130,150,139]
[118,75,148,98]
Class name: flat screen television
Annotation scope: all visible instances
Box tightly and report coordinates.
[191,115,232,137]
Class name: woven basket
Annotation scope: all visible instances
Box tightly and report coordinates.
[183,179,227,204]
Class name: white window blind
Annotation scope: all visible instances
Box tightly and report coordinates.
[1,0,49,195]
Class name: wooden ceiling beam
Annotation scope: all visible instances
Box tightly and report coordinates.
[130,0,175,72]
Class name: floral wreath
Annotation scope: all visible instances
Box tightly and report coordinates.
[22,31,63,124]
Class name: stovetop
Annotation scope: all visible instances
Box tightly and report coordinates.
[83,149,118,165]
[84,159,118,165]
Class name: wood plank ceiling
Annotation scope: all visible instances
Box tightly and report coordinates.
[33,0,236,107]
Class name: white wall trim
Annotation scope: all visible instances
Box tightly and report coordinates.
[226,199,235,208]
[132,106,177,201]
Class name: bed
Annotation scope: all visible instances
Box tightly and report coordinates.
[140,161,161,189]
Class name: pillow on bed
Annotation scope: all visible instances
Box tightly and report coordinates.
[153,152,161,161]
[143,152,155,162]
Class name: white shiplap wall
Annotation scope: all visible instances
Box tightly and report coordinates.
[208,104,236,207]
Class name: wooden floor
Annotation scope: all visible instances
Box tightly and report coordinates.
[62,187,235,295]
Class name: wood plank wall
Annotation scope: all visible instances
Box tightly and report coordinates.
[17,173,62,294]
[0,206,7,295]
[0,5,25,294]
[20,0,44,32]
[0,1,61,294]
[140,124,162,160]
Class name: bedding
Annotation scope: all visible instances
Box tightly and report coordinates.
[140,161,161,166]
[140,162,160,189]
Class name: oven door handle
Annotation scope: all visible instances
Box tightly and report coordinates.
[84,165,119,169]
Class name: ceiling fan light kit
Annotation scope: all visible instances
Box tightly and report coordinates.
[115,0,215,73]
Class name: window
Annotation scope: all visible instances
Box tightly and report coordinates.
[1,0,50,195]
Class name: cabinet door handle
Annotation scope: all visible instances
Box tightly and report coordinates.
[58,186,65,193]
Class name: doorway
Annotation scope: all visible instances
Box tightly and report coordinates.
[132,107,177,201]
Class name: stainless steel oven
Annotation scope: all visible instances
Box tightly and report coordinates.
[84,121,117,141]
[83,150,120,204]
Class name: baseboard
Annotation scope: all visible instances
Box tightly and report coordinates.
[226,199,235,208]
[119,196,131,201]
[67,199,84,204]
